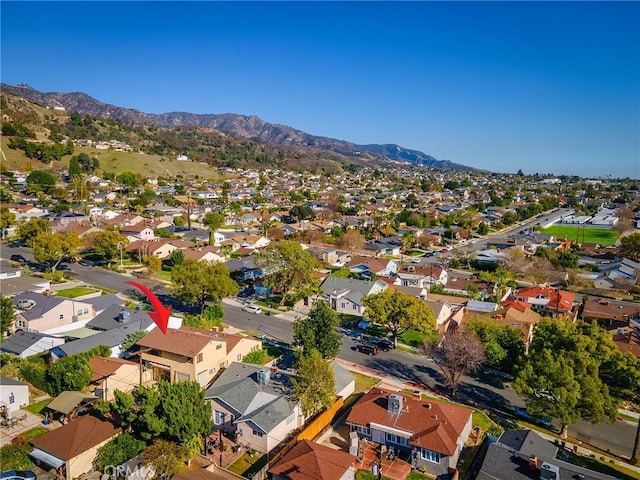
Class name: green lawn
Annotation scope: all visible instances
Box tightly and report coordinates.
[353,372,381,393]
[55,286,100,298]
[406,473,433,480]
[398,329,439,348]
[355,469,393,480]
[568,453,639,480]
[226,451,262,475]
[24,398,51,415]
[541,225,618,246]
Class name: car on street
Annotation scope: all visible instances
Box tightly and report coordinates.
[9,254,26,264]
[514,407,553,429]
[376,339,395,351]
[1,471,37,480]
[79,259,95,267]
[242,305,262,314]
[355,344,379,356]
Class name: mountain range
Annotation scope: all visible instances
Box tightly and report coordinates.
[1,83,476,172]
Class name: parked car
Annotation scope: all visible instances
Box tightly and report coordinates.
[514,407,553,429]
[9,254,26,264]
[242,305,263,315]
[376,339,395,351]
[355,344,379,356]
[1,471,37,480]
[79,259,95,267]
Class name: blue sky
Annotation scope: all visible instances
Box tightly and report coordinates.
[2,1,639,178]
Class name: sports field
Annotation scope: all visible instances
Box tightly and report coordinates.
[542,225,618,246]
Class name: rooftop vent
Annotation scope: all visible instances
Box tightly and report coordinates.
[388,394,403,415]
[118,309,131,322]
[257,369,270,385]
[17,299,36,310]
[539,462,560,480]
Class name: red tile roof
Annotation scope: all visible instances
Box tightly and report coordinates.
[30,415,120,460]
[346,388,471,456]
[268,440,355,480]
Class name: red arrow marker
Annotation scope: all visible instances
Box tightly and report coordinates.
[125,281,172,334]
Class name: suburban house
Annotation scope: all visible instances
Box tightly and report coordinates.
[0,375,29,414]
[394,264,447,289]
[606,257,640,286]
[136,326,262,386]
[476,429,617,480]
[0,330,65,358]
[182,246,226,264]
[463,305,541,351]
[425,299,458,334]
[29,415,121,480]
[269,439,356,480]
[514,286,575,318]
[364,237,403,257]
[11,292,94,334]
[318,277,388,316]
[0,261,51,297]
[225,256,264,282]
[119,223,156,243]
[346,388,473,478]
[348,255,398,278]
[89,356,140,401]
[581,297,640,326]
[307,246,352,267]
[205,362,304,454]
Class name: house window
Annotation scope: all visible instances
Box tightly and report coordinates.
[387,433,408,446]
[352,304,357,310]
[76,308,89,316]
[252,430,264,437]
[214,411,226,425]
[356,425,370,436]
[341,302,346,309]
[238,429,243,437]
[216,344,222,350]
[197,353,203,363]
[59,314,64,320]
[9,393,15,404]
[421,449,440,463]
[16,320,26,328]
[237,353,242,361]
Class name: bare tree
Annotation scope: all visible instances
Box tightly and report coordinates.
[425,331,486,398]
[338,229,365,253]
[614,207,634,234]
[304,229,326,245]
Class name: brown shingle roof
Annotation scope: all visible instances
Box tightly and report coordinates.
[30,415,120,460]
[89,356,138,382]
[137,326,218,358]
[346,388,471,456]
[268,440,355,480]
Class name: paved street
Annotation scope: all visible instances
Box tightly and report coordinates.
[1,240,637,459]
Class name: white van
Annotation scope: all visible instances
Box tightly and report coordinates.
[243,305,262,314]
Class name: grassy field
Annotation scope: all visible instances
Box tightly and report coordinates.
[353,372,381,393]
[55,286,100,298]
[542,225,619,246]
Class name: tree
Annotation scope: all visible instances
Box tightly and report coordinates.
[338,229,365,253]
[513,318,618,439]
[203,212,225,231]
[121,330,146,352]
[46,353,93,396]
[30,231,82,271]
[1,295,16,341]
[68,156,82,177]
[96,433,145,472]
[118,171,140,191]
[171,259,238,314]
[26,170,56,194]
[293,301,341,359]
[253,241,319,303]
[477,222,490,235]
[158,381,211,447]
[0,208,16,238]
[94,229,128,264]
[16,217,50,244]
[182,305,224,331]
[143,254,162,273]
[142,439,189,479]
[614,207,634,234]
[363,290,436,346]
[464,317,525,374]
[619,233,640,262]
[292,349,335,417]
[426,330,485,397]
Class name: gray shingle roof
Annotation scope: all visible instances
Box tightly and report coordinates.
[13,292,65,320]
[86,304,151,331]
[0,331,64,356]
[0,374,27,387]
[205,362,298,434]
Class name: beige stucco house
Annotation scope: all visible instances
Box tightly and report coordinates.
[12,292,93,334]
[89,357,140,401]
[136,326,262,387]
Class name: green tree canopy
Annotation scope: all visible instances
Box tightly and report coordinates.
[95,433,145,472]
[464,317,526,374]
[26,170,57,194]
[253,240,320,302]
[293,300,341,359]
[94,229,128,264]
[46,353,93,396]
[203,212,225,231]
[513,318,619,438]
[292,349,335,417]
[30,231,82,271]
[363,289,436,346]
[619,232,640,262]
[171,259,238,314]
[16,217,51,244]
[142,439,189,479]
[0,208,16,237]
[158,381,212,446]
[1,295,16,341]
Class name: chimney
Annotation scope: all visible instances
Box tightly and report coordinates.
[529,456,538,471]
